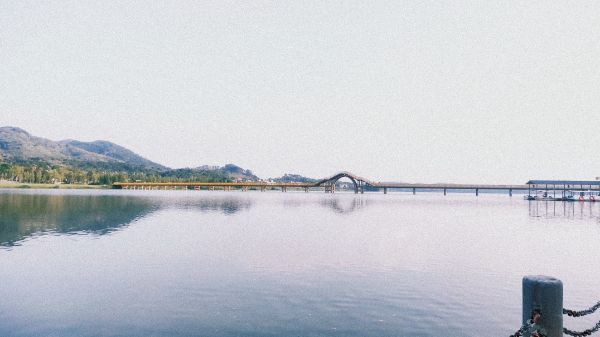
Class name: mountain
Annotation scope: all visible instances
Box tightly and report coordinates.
[0,127,263,184]
[0,126,168,172]
[271,173,317,183]
[220,164,259,181]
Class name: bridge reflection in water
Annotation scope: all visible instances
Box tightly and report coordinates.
[4,189,587,249]
[113,171,530,196]
[0,191,375,248]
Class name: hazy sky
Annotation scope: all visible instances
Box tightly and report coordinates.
[2,1,600,183]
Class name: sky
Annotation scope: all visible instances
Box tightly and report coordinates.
[1,1,600,183]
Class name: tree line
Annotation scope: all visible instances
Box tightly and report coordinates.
[0,163,231,185]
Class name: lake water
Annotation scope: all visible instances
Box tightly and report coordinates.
[1,189,600,337]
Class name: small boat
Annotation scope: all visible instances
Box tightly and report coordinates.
[574,190,598,202]
[561,195,576,202]
[524,190,561,201]
[525,190,578,201]
[556,191,576,202]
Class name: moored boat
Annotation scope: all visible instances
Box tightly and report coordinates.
[574,190,599,202]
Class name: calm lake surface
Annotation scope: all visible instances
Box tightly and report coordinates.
[1,190,600,337]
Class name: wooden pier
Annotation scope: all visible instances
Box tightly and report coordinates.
[112,172,539,195]
[113,173,600,196]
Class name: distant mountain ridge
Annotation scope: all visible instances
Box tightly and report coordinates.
[0,127,273,183]
[0,126,167,171]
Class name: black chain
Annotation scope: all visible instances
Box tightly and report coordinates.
[564,302,600,317]
[563,320,600,336]
[509,325,525,337]
[510,301,600,336]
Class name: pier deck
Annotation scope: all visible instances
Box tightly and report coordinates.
[113,174,600,195]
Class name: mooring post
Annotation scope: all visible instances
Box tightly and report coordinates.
[509,188,513,197]
[522,275,563,337]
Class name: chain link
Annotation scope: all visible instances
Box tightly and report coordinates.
[509,325,525,337]
[510,301,600,336]
[564,302,600,317]
[563,320,600,337]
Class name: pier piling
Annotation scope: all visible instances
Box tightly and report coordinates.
[522,275,563,337]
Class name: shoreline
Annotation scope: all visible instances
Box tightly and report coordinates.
[0,183,110,189]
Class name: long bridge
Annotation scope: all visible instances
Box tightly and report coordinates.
[114,171,541,196]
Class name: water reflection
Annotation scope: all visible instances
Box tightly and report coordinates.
[1,191,376,248]
[3,192,600,337]
[164,196,253,215]
[319,197,368,214]
[9,191,578,249]
[528,200,600,221]
[0,193,157,246]
[282,195,369,214]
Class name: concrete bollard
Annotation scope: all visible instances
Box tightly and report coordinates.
[522,275,563,337]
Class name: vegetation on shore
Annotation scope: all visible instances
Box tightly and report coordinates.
[0,182,108,189]
[0,162,232,186]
